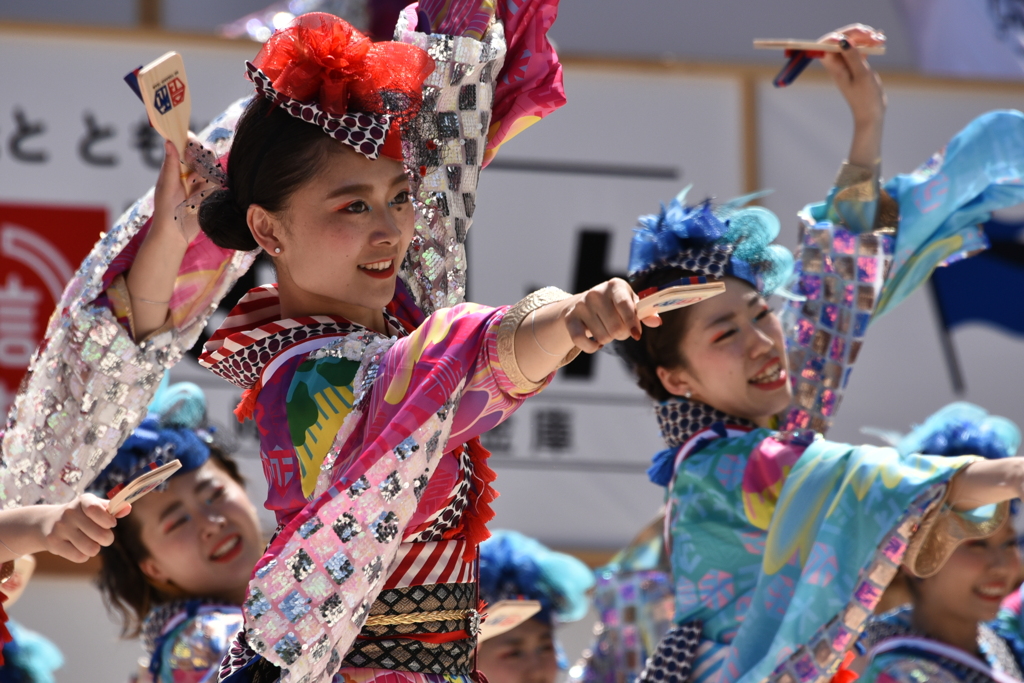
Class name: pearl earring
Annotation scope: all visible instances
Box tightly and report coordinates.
[684,390,692,399]
[274,247,281,254]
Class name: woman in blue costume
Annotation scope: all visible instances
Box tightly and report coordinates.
[613,24,1024,683]
[857,403,1024,683]
[475,530,593,683]
[91,382,264,683]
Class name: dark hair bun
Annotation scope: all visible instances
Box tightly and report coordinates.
[198,188,259,251]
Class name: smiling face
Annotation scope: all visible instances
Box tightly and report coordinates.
[248,143,415,328]
[915,518,1020,624]
[656,277,791,424]
[133,460,263,604]
[476,619,560,683]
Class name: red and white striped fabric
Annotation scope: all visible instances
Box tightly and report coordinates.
[201,285,345,367]
[384,539,475,590]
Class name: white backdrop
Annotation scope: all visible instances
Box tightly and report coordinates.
[3,25,1024,683]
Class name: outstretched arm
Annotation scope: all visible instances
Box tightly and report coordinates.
[515,278,659,384]
[947,457,1024,511]
[0,494,129,563]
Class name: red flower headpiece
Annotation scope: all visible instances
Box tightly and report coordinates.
[247,12,434,160]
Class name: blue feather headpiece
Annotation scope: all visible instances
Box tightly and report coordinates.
[86,382,214,497]
[628,188,795,295]
[479,530,594,627]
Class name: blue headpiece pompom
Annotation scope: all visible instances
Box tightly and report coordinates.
[479,530,594,626]
[628,188,795,295]
[86,382,213,497]
[897,402,1020,460]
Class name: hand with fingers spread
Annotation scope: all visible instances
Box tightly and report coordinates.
[515,278,662,383]
[817,24,887,170]
[0,494,130,564]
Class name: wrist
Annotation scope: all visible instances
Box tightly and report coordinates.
[149,216,191,251]
[852,115,884,135]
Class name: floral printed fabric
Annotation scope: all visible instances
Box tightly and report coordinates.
[668,429,976,683]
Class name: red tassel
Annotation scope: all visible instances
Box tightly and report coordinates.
[459,437,498,562]
[234,380,262,423]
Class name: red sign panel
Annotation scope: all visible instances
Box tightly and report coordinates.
[0,203,107,416]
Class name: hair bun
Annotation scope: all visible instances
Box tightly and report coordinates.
[198,188,259,251]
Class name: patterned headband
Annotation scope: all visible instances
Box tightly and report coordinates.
[246,12,434,161]
[247,63,394,160]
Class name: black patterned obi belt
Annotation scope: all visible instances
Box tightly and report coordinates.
[343,540,479,675]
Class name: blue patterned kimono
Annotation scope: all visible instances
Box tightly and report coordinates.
[656,110,1024,683]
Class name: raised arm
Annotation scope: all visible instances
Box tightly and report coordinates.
[819,24,887,173]
[777,26,892,435]
[123,140,210,339]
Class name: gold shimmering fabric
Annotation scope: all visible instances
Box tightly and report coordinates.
[904,472,1009,578]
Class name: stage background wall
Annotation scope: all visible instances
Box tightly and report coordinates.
[3,24,1024,682]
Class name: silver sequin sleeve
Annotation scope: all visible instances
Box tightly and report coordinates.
[395,13,507,316]
[778,162,899,436]
[0,101,255,507]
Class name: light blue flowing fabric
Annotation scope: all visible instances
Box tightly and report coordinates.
[879,110,1024,315]
[669,429,997,683]
[800,110,1024,318]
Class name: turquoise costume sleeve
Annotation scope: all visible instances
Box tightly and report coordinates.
[879,110,1024,316]
[781,109,1024,436]
[668,429,1000,683]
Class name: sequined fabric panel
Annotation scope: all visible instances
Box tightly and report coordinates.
[778,221,894,436]
[765,485,942,683]
[395,15,507,316]
[242,393,462,683]
[573,570,676,683]
[1,101,254,507]
[343,582,476,674]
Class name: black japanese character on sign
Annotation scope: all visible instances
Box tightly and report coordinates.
[133,118,209,169]
[533,409,572,452]
[564,229,626,379]
[133,118,163,169]
[480,417,513,453]
[9,109,47,163]
[79,112,118,167]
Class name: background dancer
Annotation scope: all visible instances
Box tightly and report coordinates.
[91,382,263,683]
[859,403,1024,682]
[476,530,593,683]
[616,25,1024,683]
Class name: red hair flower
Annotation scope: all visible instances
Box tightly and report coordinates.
[247,13,434,160]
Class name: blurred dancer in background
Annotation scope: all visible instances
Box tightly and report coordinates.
[91,383,263,683]
[569,518,673,683]
[858,403,1024,682]
[477,530,594,683]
